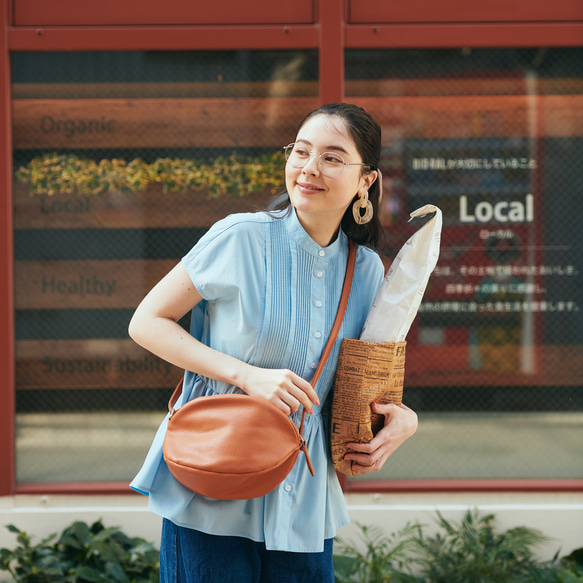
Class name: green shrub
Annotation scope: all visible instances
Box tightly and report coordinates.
[554,548,583,582]
[15,152,286,198]
[333,523,423,583]
[414,509,558,583]
[1,512,581,582]
[333,510,583,583]
[0,520,159,582]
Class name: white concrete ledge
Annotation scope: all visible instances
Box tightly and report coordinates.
[1,491,581,579]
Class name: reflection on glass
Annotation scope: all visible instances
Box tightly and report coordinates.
[13,50,318,483]
[345,48,583,481]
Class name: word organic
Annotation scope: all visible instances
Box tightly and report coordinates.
[40,115,116,139]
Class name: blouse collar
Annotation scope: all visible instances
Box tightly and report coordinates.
[285,207,347,259]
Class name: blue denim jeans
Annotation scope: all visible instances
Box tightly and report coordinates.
[160,518,334,583]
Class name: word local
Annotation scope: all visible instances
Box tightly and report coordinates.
[460,194,533,223]
[40,195,91,215]
[42,275,116,297]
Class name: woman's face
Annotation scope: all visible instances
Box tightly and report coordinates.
[285,114,373,233]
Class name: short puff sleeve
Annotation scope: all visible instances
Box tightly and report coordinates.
[181,213,265,302]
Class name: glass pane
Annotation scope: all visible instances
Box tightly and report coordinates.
[346,48,583,481]
[12,50,318,483]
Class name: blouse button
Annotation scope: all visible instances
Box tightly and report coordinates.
[316,271,323,278]
[319,250,325,257]
[315,331,322,338]
[315,301,322,307]
[285,484,292,492]
[311,362,317,369]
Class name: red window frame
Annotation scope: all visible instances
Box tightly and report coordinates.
[1,0,582,496]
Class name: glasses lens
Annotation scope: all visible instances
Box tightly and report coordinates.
[284,143,308,167]
[284,144,294,161]
[284,144,346,176]
[320,153,344,177]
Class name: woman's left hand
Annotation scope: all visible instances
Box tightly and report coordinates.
[343,402,418,474]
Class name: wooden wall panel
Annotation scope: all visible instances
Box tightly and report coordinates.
[12,79,582,101]
[12,97,316,150]
[11,81,319,100]
[12,95,583,152]
[14,259,175,310]
[353,95,583,139]
[405,345,582,388]
[13,182,275,230]
[15,339,182,389]
[15,341,581,391]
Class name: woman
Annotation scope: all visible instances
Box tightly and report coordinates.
[129,103,418,582]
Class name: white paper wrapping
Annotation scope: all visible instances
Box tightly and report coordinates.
[360,204,442,343]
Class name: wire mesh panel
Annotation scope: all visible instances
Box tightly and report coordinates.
[12,50,318,483]
[345,48,583,481]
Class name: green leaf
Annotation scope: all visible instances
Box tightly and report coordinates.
[72,565,104,582]
[92,526,123,543]
[105,562,130,583]
[333,553,360,580]
[59,533,84,550]
[565,548,583,569]
[91,540,125,563]
[71,522,92,547]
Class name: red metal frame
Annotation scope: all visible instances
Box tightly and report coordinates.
[9,22,583,52]
[343,478,583,494]
[13,0,316,27]
[347,0,583,24]
[16,482,134,495]
[318,0,344,104]
[15,478,583,496]
[0,0,15,497]
[345,22,583,48]
[1,0,582,496]
[8,25,319,52]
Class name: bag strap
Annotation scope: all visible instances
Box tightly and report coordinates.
[168,240,357,419]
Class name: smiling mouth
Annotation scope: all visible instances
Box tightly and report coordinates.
[297,182,324,191]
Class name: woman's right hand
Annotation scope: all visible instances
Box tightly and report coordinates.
[238,366,320,416]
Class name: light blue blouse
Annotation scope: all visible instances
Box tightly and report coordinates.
[130,208,385,552]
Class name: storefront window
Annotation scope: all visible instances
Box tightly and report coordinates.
[346,48,583,481]
[12,50,318,483]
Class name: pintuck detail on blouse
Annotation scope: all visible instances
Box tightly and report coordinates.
[130,208,385,553]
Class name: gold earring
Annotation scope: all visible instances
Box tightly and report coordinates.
[352,191,373,225]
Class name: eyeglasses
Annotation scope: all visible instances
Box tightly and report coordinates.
[283,143,372,178]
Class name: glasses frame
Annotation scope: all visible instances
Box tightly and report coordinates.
[283,143,372,177]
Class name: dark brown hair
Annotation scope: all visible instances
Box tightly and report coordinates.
[273,102,383,248]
